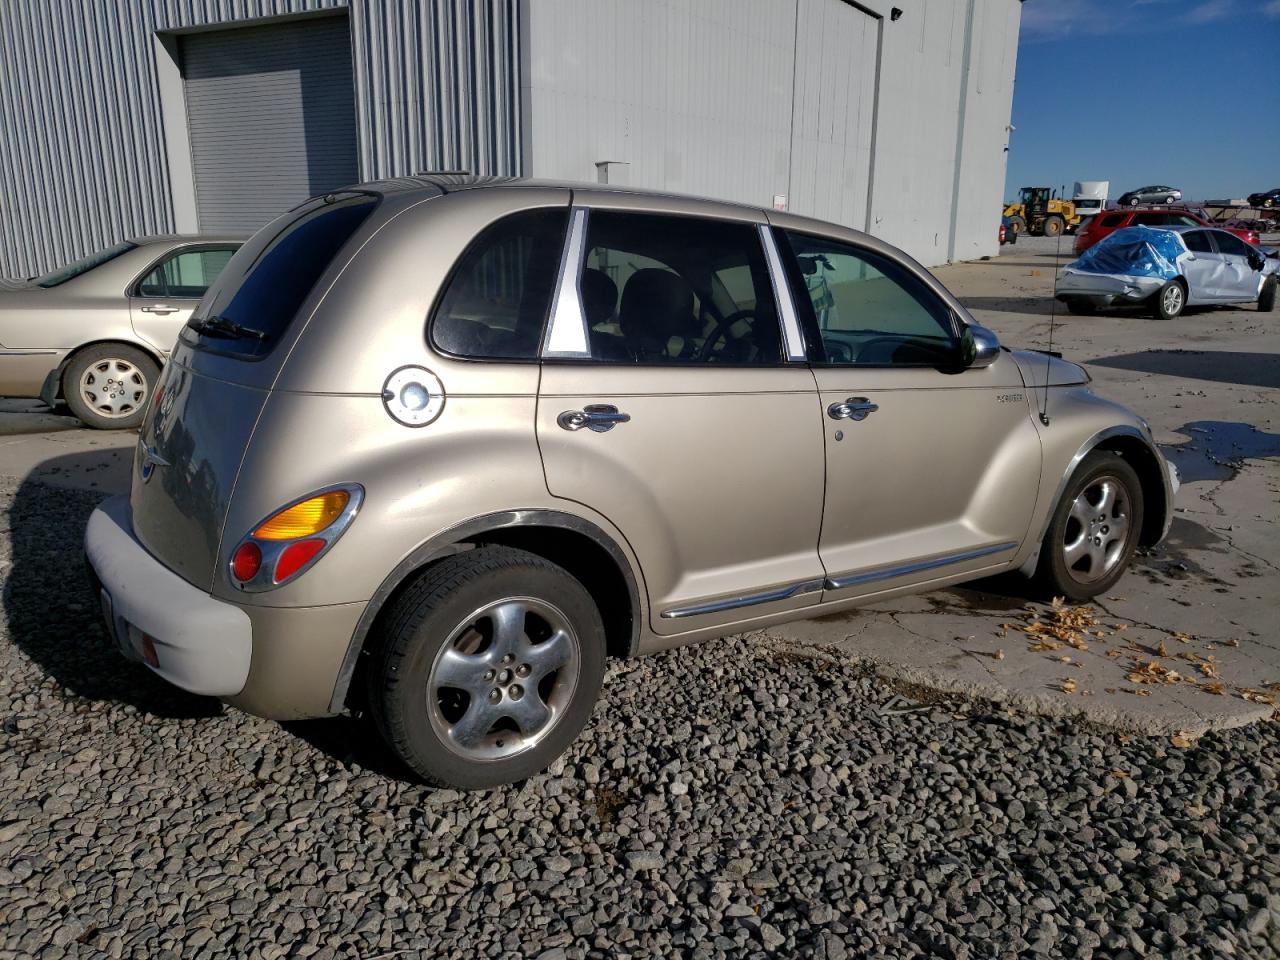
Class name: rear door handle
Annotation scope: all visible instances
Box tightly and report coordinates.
[827,396,879,421]
[558,403,631,432]
[140,304,178,315]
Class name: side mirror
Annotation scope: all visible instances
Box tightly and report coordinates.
[961,324,1001,369]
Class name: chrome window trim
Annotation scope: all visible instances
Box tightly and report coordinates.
[541,206,591,359]
[758,224,807,362]
[824,541,1019,592]
[660,577,824,620]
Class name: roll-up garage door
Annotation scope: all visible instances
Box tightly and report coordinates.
[181,15,358,234]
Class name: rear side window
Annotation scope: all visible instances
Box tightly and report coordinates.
[136,247,237,298]
[431,208,568,360]
[1133,213,1168,226]
[578,211,781,365]
[186,195,377,358]
[1100,214,1126,227]
[1183,231,1213,254]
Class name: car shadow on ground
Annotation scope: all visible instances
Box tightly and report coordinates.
[1087,350,1280,390]
[2,449,421,778]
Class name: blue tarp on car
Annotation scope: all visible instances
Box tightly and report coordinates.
[1068,225,1186,280]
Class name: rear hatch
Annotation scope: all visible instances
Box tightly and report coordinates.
[130,193,379,590]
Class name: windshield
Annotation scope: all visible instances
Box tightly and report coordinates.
[36,241,136,287]
[184,194,378,358]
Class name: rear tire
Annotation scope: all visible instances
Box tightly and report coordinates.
[1035,451,1144,601]
[62,343,159,430]
[1153,280,1185,319]
[1164,196,1175,204]
[1259,277,1277,313]
[366,546,606,789]
[1043,216,1064,237]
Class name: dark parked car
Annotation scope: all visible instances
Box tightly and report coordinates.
[1073,207,1259,256]
[1117,186,1182,206]
[999,215,1017,245]
[1248,188,1280,209]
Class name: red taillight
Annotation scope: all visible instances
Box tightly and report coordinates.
[231,542,262,582]
[273,539,326,583]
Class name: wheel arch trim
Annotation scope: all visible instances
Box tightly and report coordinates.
[328,508,644,714]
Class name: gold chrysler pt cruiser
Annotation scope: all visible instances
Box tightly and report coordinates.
[85,177,1177,789]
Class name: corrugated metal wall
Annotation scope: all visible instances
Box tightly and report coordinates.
[0,0,520,279]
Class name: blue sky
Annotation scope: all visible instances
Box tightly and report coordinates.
[1005,0,1280,203]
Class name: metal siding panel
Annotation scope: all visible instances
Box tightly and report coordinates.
[182,16,358,232]
[1,0,520,278]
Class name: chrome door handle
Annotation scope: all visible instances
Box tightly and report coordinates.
[827,396,879,421]
[140,304,178,314]
[558,403,631,432]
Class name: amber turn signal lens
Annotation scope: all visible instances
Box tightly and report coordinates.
[254,491,349,540]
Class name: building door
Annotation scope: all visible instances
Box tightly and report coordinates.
[181,15,358,234]
[787,0,879,230]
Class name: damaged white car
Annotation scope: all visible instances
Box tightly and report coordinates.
[1056,225,1278,319]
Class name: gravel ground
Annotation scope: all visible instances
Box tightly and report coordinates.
[3,478,1280,959]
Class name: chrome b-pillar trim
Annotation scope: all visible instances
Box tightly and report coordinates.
[541,206,591,359]
[823,541,1019,592]
[758,224,807,362]
[661,577,824,620]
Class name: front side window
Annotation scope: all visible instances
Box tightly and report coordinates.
[1212,231,1251,257]
[431,208,568,360]
[577,211,781,365]
[136,247,237,298]
[783,232,956,367]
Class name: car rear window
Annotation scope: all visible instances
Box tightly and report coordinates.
[184,194,377,358]
[37,241,137,287]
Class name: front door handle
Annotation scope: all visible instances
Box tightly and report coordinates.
[827,396,879,421]
[558,403,631,433]
[140,304,178,315]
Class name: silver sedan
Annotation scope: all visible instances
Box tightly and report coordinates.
[0,235,243,428]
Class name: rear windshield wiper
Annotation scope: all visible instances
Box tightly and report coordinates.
[188,314,267,341]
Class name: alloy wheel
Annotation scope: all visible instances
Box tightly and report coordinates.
[1061,477,1131,583]
[1162,284,1183,316]
[427,597,580,762]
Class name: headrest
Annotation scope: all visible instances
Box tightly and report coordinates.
[619,268,696,346]
[581,268,618,327]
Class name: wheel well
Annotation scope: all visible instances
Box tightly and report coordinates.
[1097,436,1167,546]
[469,526,635,661]
[53,340,164,399]
[341,523,638,713]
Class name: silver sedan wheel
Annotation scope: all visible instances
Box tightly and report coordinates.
[1162,284,1183,316]
[79,358,148,419]
[428,597,580,762]
[1062,476,1131,583]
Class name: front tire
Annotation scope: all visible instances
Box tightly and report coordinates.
[1009,215,1027,235]
[367,546,606,789]
[1043,216,1065,237]
[1153,280,1185,319]
[62,344,159,430]
[1035,451,1144,601]
[1259,276,1277,313]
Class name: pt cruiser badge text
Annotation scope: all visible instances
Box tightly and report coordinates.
[996,393,1025,403]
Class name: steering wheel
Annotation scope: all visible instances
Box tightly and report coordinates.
[697,308,759,361]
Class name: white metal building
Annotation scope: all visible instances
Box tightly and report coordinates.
[0,0,1022,278]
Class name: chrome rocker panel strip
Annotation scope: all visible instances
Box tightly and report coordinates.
[824,541,1019,592]
[661,578,825,620]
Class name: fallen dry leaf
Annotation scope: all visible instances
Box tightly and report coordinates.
[1060,678,1078,694]
[1201,682,1225,696]
[1157,639,1169,657]
[1110,769,1130,779]
[1170,732,1196,749]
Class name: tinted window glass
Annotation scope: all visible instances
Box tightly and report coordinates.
[1133,213,1168,226]
[783,232,955,367]
[1213,232,1251,257]
[1168,215,1200,227]
[580,212,781,365]
[188,195,377,357]
[1100,214,1126,227]
[136,247,237,298]
[37,241,137,287]
[432,208,568,360]
[1183,231,1213,254]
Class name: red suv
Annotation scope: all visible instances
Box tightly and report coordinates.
[1074,207,1260,255]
